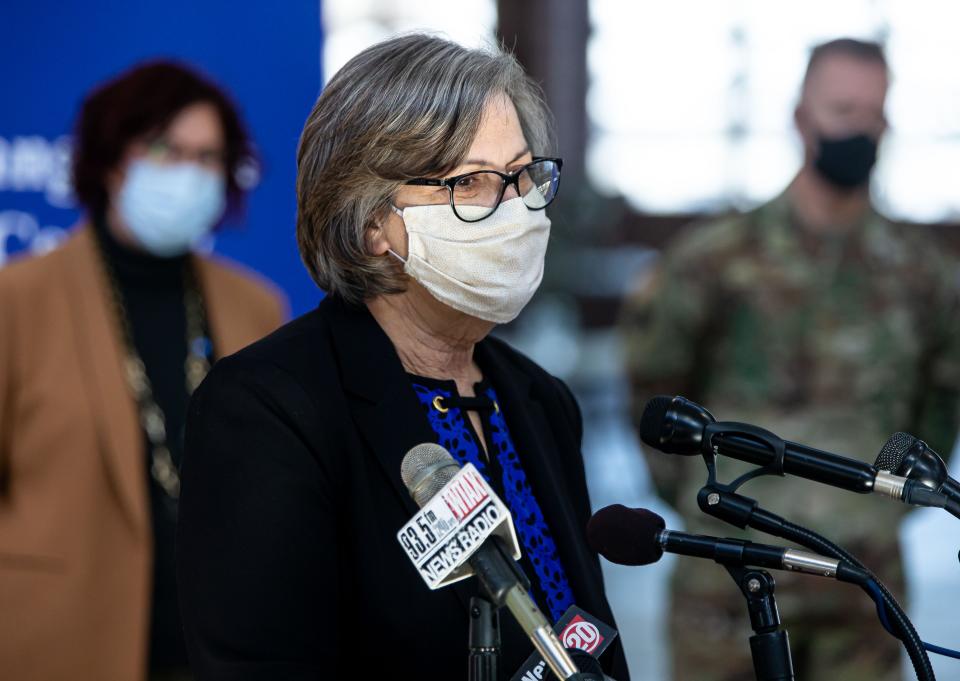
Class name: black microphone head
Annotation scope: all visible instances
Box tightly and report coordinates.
[639,396,673,447]
[562,649,604,680]
[639,395,716,455]
[875,432,917,472]
[586,504,666,566]
[875,432,948,491]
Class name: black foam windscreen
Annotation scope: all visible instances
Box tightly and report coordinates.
[586,504,666,566]
[639,395,672,448]
[565,648,604,679]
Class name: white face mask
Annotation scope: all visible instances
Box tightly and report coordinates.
[118,159,226,257]
[389,195,551,324]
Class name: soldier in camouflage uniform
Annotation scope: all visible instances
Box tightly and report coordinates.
[621,39,960,681]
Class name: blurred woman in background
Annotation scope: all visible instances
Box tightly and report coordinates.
[0,62,286,681]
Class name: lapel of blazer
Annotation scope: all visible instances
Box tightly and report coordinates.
[193,257,252,357]
[325,297,481,614]
[476,339,609,619]
[325,297,433,518]
[61,225,147,537]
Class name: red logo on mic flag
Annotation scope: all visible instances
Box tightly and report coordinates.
[440,466,489,521]
[560,615,603,653]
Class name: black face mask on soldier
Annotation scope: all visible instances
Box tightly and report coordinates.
[813,133,878,189]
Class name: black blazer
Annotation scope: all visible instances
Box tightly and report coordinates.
[177,295,630,680]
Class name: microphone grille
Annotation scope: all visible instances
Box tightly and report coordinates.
[400,443,460,508]
[639,395,674,448]
[875,432,917,472]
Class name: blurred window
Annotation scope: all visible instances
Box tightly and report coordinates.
[322,0,497,85]
[587,0,960,221]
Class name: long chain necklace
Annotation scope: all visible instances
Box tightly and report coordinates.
[93,230,211,500]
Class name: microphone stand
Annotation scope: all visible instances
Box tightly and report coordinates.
[723,565,794,681]
[468,597,604,681]
[689,431,936,681]
[468,597,500,681]
[696,483,935,681]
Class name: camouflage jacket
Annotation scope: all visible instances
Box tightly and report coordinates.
[621,192,960,571]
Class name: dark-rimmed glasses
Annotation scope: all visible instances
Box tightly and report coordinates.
[143,137,227,171]
[404,157,562,223]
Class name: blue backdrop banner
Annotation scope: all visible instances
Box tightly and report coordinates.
[0,1,323,316]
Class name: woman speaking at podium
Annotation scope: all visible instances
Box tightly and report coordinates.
[177,34,629,680]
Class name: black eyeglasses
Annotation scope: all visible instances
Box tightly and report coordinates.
[404,157,562,223]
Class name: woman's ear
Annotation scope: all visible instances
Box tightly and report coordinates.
[365,218,392,256]
[366,202,408,259]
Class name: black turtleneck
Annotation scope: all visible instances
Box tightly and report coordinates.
[93,216,197,675]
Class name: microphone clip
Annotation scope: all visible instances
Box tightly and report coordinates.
[723,565,781,634]
[720,565,796,679]
[697,485,763,530]
[701,421,788,493]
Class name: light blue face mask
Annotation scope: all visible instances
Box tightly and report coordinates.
[118,159,226,257]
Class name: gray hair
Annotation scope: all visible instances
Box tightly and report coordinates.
[296,33,554,303]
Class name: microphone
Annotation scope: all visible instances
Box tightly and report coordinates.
[509,604,620,681]
[640,395,925,504]
[399,444,580,681]
[565,649,607,681]
[875,432,960,516]
[586,504,869,584]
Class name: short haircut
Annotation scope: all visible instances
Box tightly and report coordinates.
[802,38,888,91]
[72,60,254,219]
[295,33,554,303]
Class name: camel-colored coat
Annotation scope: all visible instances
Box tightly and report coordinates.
[0,225,287,680]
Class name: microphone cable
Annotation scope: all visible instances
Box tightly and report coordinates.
[862,579,960,660]
[728,502,938,679]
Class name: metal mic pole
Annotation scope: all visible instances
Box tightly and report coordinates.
[468,597,500,681]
